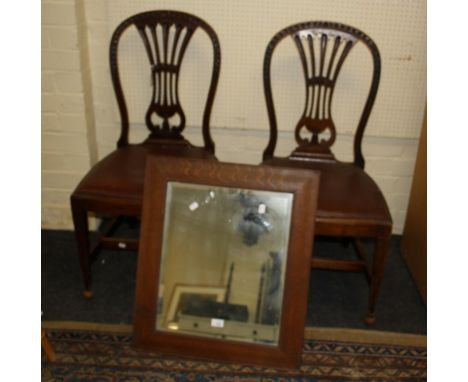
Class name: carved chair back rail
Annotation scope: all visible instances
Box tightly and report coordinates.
[263,21,380,168]
[110,10,221,150]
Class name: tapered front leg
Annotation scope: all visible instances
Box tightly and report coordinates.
[71,197,93,298]
[365,233,391,325]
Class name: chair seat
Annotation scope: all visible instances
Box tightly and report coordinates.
[73,143,216,202]
[262,158,392,229]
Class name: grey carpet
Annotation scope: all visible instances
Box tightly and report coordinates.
[41,224,426,334]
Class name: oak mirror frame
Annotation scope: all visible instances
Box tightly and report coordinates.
[133,155,320,368]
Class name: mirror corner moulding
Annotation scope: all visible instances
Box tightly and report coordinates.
[132,155,320,368]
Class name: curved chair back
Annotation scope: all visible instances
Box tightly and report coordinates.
[263,21,380,168]
[110,10,221,153]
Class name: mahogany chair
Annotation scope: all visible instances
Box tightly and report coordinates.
[261,22,392,324]
[70,11,221,298]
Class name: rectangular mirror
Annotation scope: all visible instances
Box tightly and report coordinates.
[159,182,293,344]
[133,156,320,368]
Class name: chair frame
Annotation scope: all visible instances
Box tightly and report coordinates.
[70,10,221,297]
[262,21,391,324]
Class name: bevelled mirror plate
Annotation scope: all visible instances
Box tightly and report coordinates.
[157,182,293,344]
[133,156,320,368]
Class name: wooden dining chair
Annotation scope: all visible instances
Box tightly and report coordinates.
[70,10,221,298]
[261,21,392,324]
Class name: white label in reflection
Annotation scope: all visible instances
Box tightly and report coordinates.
[258,203,266,214]
[211,318,224,328]
[189,201,199,211]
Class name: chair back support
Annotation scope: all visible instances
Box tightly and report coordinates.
[110,11,221,153]
[263,22,380,168]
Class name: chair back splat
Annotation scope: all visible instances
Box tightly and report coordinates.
[110,10,221,152]
[263,21,381,169]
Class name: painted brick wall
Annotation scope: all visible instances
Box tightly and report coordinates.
[41,1,424,234]
[41,0,93,229]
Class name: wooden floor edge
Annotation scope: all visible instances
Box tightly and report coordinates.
[304,327,426,347]
[42,321,132,333]
[42,321,426,347]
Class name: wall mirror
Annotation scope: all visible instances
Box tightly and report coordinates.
[133,156,320,368]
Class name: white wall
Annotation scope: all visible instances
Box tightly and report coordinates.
[42,0,94,228]
[41,0,426,233]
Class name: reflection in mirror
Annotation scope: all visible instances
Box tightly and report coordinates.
[156,182,294,345]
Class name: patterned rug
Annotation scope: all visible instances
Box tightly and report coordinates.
[41,324,426,381]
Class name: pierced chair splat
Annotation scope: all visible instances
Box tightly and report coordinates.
[261,21,392,324]
[70,10,221,298]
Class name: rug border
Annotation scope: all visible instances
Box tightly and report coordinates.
[42,320,426,347]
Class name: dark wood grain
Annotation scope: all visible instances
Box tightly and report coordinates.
[400,108,426,303]
[133,155,320,368]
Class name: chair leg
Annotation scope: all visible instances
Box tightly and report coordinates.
[70,197,94,298]
[365,233,391,325]
[41,328,56,361]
